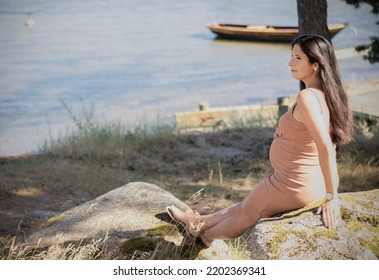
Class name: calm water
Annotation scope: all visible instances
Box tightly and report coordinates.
[0,0,378,155]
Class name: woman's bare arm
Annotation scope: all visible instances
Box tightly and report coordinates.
[295,89,340,228]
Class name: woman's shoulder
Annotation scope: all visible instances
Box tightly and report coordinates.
[297,88,324,99]
[297,88,326,108]
[296,88,329,122]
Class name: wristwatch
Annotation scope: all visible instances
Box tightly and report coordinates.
[326,192,336,200]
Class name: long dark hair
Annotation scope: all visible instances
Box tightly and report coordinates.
[291,34,354,146]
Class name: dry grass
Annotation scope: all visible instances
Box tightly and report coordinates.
[338,118,379,192]
[1,235,107,260]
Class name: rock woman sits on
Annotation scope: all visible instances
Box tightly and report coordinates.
[167,34,354,247]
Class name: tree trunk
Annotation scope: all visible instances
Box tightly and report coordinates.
[297,0,330,42]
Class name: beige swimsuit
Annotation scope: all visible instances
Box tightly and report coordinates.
[247,90,328,222]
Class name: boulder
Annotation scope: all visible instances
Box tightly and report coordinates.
[244,189,379,259]
[23,182,230,260]
[22,182,378,260]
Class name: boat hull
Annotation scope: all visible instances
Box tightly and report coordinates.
[207,23,347,42]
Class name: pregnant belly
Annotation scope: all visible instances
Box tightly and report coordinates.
[269,138,322,186]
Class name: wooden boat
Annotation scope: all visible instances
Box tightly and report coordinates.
[207,23,348,42]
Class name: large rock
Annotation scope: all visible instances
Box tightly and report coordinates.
[244,189,379,260]
[23,182,229,260]
[22,183,378,260]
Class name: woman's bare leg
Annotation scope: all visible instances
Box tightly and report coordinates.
[201,185,269,243]
[168,202,242,236]
[169,181,271,244]
[201,207,256,242]
[170,197,255,239]
[198,202,242,228]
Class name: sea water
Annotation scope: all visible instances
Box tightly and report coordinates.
[0,0,378,155]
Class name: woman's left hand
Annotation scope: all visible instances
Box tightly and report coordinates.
[317,198,340,229]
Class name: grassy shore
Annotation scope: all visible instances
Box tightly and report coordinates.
[0,110,378,259]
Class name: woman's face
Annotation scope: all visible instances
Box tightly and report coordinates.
[288,43,317,82]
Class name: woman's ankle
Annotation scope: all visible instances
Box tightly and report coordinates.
[189,219,205,237]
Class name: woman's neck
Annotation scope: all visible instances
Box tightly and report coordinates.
[304,78,322,90]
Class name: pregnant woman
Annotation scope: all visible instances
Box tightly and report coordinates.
[167,34,354,247]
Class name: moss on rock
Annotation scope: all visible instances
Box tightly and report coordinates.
[45,214,65,227]
[311,227,339,240]
[246,190,379,259]
[147,224,181,238]
[266,225,309,259]
[339,200,379,258]
[358,235,379,257]
[123,237,158,257]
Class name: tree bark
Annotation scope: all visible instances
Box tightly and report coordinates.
[297,0,331,42]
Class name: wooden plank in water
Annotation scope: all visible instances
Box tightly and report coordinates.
[174,79,379,132]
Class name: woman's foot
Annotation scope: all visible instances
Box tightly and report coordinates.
[166,205,204,238]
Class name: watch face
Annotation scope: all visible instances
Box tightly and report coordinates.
[326,193,333,200]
